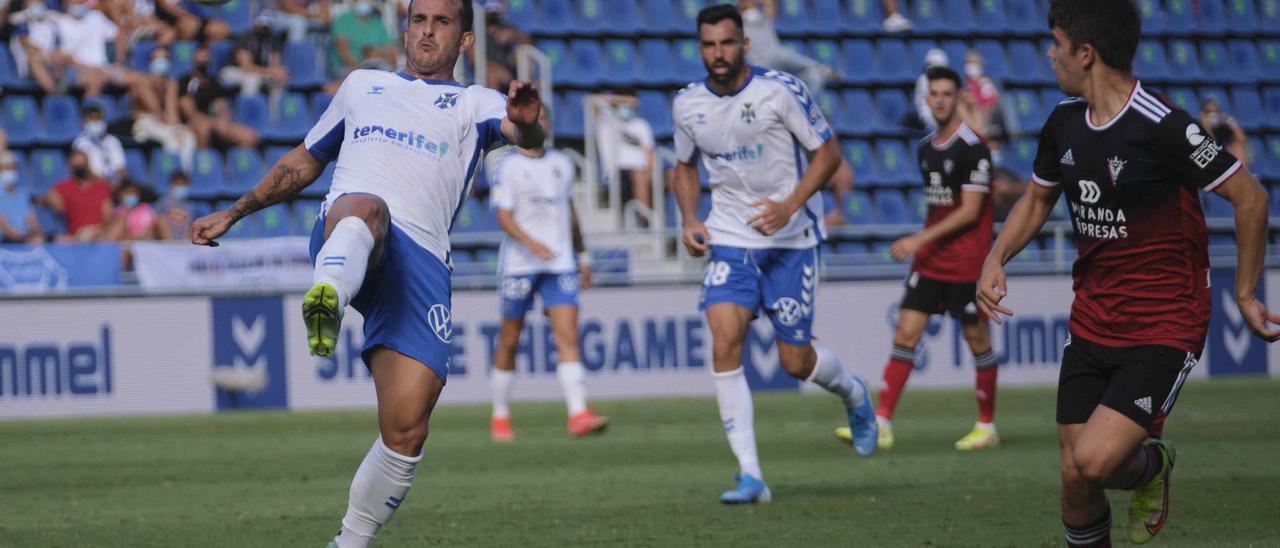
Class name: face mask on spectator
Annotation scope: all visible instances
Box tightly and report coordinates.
[69,4,89,18]
[964,62,983,79]
[355,1,374,17]
[122,194,140,208]
[72,165,90,179]
[151,57,171,76]
[171,185,190,201]
[0,170,18,189]
[86,120,107,137]
[26,4,46,20]
[1206,112,1222,128]
[616,105,636,120]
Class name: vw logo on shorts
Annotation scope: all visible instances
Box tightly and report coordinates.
[772,297,804,326]
[558,273,579,294]
[502,277,532,299]
[427,304,452,343]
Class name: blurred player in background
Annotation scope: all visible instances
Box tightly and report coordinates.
[190,1,545,546]
[976,1,1278,545]
[672,5,877,505]
[835,66,999,452]
[488,107,608,442]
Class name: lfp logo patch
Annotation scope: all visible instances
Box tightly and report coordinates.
[212,297,288,409]
[1208,269,1267,376]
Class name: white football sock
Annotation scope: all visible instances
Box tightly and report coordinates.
[714,368,761,479]
[491,369,515,419]
[314,216,375,308]
[556,362,588,415]
[332,437,421,548]
[807,345,865,407]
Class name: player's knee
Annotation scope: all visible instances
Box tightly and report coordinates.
[1070,448,1117,485]
[381,417,429,456]
[333,195,390,236]
[776,345,813,378]
[711,336,742,361]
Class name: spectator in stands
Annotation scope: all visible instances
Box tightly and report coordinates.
[52,0,153,99]
[181,45,259,149]
[913,48,950,132]
[99,0,179,47]
[883,0,912,32]
[739,0,835,93]
[264,0,329,43]
[73,103,128,185]
[959,49,1002,139]
[44,150,113,241]
[10,0,65,94]
[989,166,1024,222]
[592,94,656,224]
[1200,99,1248,170]
[102,180,169,241]
[159,171,193,240]
[0,154,43,244]
[329,0,396,78]
[481,0,530,91]
[128,46,197,166]
[221,12,289,98]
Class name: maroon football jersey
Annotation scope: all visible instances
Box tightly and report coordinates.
[912,123,994,283]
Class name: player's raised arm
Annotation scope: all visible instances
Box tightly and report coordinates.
[191,145,326,247]
[500,81,546,149]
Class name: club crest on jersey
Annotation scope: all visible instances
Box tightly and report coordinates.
[1107,156,1126,183]
[740,103,756,124]
[367,85,385,95]
[435,92,459,109]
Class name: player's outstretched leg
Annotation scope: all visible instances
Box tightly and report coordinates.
[956,320,999,450]
[490,317,523,442]
[330,349,442,548]
[779,343,876,457]
[547,305,608,437]
[1062,407,1166,547]
[306,194,388,357]
[707,304,768,504]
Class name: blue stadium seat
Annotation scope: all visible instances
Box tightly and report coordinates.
[637,90,673,139]
[673,40,704,83]
[41,95,81,146]
[167,40,196,79]
[875,40,915,85]
[226,148,263,193]
[34,205,65,237]
[813,0,849,36]
[1,96,40,147]
[235,94,270,135]
[536,40,572,85]
[81,97,119,124]
[189,149,225,199]
[774,0,813,35]
[640,0,683,34]
[1259,41,1280,83]
[1199,41,1231,83]
[906,189,927,224]
[1040,89,1067,114]
[566,40,605,87]
[942,40,969,74]
[672,0,706,34]
[266,92,311,142]
[263,146,292,169]
[451,198,487,233]
[1225,0,1259,33]
[1197,0,1228,34]
[874,190,911,223]
[125,149,149,185]
[840,91,875,137]
[1263,0,1280,32]
[973,0,1010,35]
[28,149,68,193]
[1227,40,1262,83]
[1008,90,1042,137]
[639,40,678,85]
[256,204,293,237]
[1005,138,1037,180]
[874,140,915,187]
[910,0,946,32]
[814,89,843,131]
[1164,0,1197,34]
[873,90,910,137]
[570,0,608,34]
[1134,41,1170,81]
[1136,0,1166,35]
[601,40,640,86]
[1012,240,1043,262]
[204,0,251,35]
[310,91,333,122]
[1166,87,1198,112]
[943,0,980,32]
[208,40,234,74]
[841,0,883,32]
[1264,87,1280,130]
[600,0,641,34]
[1267,137,1280,179]
[129,40,158,72]
[293,199,323,235]
[505,0,545,34]
[1202,193,1234,218]
[810,40,841,73]
[1166,40,1200,79]
[150,151,183,189]
[973,40,1009,82]
[554,91,586,139]
[844,191,875,224]
[303,162,334,199]
[840,40,875,85]
[0,43,35,91]
[1230,88,1265,132]
[909,40,940,72]
[1008,41,1050,86]
[284,41,325,89]
[843,140,879,186]
[1245,137,1273,179]
[1006,0,1042,35]
[1199,87,1231,113]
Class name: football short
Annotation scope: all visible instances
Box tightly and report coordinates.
[1056,332,1200,437]
[900,271,981,322]
[500,271,580,319]
[700,245,818,346]
[309,212,454,383]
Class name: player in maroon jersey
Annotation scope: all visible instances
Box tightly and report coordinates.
[836,66,1000,452]
[976,1,1280,546]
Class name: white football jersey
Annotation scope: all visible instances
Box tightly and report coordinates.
[305,70,508,264]
[672,66,830,250]
[490,149,577,276]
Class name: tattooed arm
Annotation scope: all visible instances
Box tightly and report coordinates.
[191,145,325,246]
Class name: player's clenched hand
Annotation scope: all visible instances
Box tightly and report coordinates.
[890,235,923,261]
[683,220,711,257]
[526,240,555,261]
[506,81,541,127]
[579,263,593,291]
[1237,297,1280,343]
[746,199,795,236]
[976,257,1014,325]
[191,210,236,247]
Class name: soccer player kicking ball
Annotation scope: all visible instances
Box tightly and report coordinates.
[977,2,1280,546]
[836,66,999,452]
[672,4,878,505]
[191,1,546,546]
[488,110,608,441]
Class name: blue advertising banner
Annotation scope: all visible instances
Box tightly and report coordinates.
[211,297,289,410]
[0,243,121,293]
[1208,268,1268,376]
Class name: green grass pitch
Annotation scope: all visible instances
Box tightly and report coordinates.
[2,378,1278,547]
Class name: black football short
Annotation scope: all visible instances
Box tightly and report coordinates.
[1056,332,1200,437]
[899,271,981,322]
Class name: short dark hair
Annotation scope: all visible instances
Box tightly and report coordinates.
[924,66,962,91]
[696,4,743,32]
[406,0,474,33]
[1047,0,1140,72]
